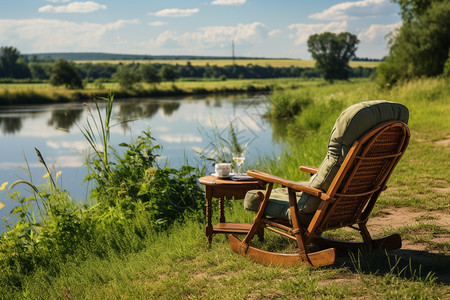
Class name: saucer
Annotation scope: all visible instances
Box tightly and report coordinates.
[211,173,234,178]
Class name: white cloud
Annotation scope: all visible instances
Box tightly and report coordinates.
[149,8,199,17]
[148,21,167,27]
[310,0,396,21]
[358,22,401,42]
[211,0,246,6]
[268,29,280,37]
[153,22,270,49]
[39,1,107,13]
[288,21,348,44]
[0,18,138,52]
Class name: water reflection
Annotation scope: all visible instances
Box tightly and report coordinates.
[47,107,83,131]
[0,95,284,211]
[0,117,22,134]
[161,101,180,116]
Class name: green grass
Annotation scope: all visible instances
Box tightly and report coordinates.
[0,78,307,105]
[17,207,446,299]
[1,77,449,299]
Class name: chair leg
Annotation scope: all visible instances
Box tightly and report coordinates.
[256,222,265,242]
[312,223,402,252]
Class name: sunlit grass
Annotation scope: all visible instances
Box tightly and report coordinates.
[74,58,380,68]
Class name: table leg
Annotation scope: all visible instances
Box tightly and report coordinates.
[219,197,225,223]
[205,186,213,245]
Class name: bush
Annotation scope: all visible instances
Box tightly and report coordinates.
[267,89,313,119]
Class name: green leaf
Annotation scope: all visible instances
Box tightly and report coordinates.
[10,206,23,214]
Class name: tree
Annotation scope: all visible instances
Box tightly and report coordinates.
[50,58,83,89]
[377,0,450,87]
[0,46,30,78]
[307,32,359,82]
[160,65,178,82]
[114,65,141,90]
[140,64,161,85]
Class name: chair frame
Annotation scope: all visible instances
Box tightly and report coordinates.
[230,121,410,267]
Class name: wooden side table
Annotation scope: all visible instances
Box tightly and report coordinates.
[199,175,266,244]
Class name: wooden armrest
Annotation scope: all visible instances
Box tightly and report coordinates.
[299,166,318,175]
[247,170,330,200]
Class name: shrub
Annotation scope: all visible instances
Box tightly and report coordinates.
[267,89,313,119]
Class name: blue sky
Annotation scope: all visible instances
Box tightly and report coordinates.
[0,0,402,59]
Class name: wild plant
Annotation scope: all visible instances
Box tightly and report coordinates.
[0,148,90,292]
[81,93,204,230]
[196,121,247,170]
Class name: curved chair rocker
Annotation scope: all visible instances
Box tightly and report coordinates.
[229,101,410,267]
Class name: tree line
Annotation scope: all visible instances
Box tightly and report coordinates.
[0,46,376,89]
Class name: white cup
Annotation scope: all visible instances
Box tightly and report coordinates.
[215,163,231,177]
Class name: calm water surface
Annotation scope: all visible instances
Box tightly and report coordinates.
[0,95,283,223]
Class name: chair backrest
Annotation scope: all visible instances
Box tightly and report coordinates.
[298,101,409,215]
[309,120,410,233]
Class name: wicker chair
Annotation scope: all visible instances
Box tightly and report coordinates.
[229,101,410,267]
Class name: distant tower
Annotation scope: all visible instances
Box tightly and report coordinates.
[232,39,235,65]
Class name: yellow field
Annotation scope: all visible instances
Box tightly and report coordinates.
[75,59,379,68]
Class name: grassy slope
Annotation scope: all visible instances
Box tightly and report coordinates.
[11,78,450,299]
[0,78,304,105]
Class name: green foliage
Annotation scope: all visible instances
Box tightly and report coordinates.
[113,64,141,90]
[443,54,450,77]
[0,92,205,293]
[0,46,31,79]
[160,65,178,82]
[0,155,91,294]
[82,94,204,230]
[50,58,83,89]
[140,63,161,85]
[378,0,450,87]
[28,61,52,80]
[307,32,359,82]
[266,88,313,119]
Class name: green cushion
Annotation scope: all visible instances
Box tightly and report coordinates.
[244,100,409,224]
[244,186,313,227]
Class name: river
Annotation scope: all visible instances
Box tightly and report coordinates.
[0,94,283,225]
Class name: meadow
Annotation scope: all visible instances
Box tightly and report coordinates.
[0,77,449,299]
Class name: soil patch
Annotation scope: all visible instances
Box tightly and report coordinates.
[366,207,449,283]
[368,207,450,236]
[434,137,450,146]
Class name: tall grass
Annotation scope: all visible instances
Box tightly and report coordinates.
[0,93,205,296]
[257,78,450,186]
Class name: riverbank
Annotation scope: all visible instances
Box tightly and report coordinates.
[1,77,448,298]
[0,77,312,105]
